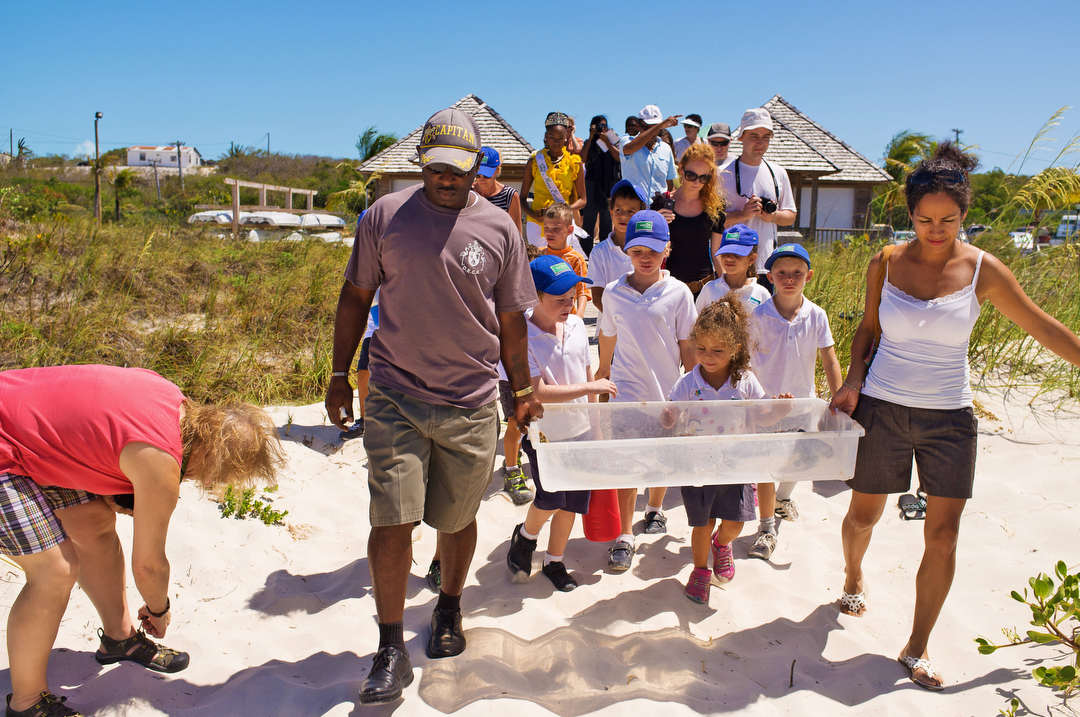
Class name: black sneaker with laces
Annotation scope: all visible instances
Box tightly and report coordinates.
[541,561,578,592]
[6,691,85,717]
[358,646,414,704]
[425,560,441,592]
[643,510,667,534]
[506,523,536,582]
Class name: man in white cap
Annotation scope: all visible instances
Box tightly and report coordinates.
[326,106,542,705]
[674,113,705,161]
[719,108,797,293]
[619,104,680,200]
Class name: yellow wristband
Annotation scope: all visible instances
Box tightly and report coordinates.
[512,386,534,398]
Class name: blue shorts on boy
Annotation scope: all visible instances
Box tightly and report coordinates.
[526,310,592,512]
[750,296,835,398]
[669,366,764,525]
[599,271,697,402]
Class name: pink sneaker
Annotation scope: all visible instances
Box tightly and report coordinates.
[684,567,711,604]
[711,533,735,585]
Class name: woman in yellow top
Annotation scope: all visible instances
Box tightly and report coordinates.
[520,112,587,249]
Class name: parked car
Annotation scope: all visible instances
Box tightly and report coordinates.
[967,224,989,239]
[1009,230,1034,251]
[891,230,916,245]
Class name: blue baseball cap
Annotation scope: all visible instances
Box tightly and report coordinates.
[764,242,812,270]
[609,178,648,205]
[623,210,670,252]
[715,223,759,257]
[530,255,593,295]
[477,147,500,178]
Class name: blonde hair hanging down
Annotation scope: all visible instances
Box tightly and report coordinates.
[180,400,286,490]
[680,143,726,224]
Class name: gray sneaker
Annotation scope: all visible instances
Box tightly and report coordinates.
[774,498,799,522]
[607,540,635,572]
[749,531,777,560]
[503,466,534,505]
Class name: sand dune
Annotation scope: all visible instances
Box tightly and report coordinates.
[1,387,1077,716]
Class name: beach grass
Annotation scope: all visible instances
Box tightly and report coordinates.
[0,215,347,405]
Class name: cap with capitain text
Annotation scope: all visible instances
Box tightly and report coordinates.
[417,108,482,172]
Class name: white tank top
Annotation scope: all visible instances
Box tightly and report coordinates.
[862,251,984,410]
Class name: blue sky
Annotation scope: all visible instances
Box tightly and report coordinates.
[3,0,1078,174]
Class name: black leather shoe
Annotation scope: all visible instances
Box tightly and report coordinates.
[425,608,466,658]
[358,647,413,704]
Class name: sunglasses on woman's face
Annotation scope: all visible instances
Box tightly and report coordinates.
[708,139,730,147]
[909,169,965,185]
[426,162,471,177]
[682,169,712,184]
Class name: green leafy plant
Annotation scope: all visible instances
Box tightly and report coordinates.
[217,484,289,526]
[975,560,1079,700]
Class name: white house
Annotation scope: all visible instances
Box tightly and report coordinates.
[126,146,202,168]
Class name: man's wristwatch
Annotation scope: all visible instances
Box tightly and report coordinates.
[145,597,170,618]
[512,385,534,398]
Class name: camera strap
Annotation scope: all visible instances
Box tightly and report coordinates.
[734,158,779,203]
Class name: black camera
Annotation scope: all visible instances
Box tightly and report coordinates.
[651,192,676,212]
[760,197,777,214]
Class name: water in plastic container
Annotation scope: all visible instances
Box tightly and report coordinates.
[527,398,864,491]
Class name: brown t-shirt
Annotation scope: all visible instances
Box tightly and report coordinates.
[345,185,536,408]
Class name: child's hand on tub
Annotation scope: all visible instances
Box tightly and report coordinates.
[660,406,680,429]
[751,393,795,427]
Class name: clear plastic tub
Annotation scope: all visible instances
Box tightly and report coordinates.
[527,398,864,490]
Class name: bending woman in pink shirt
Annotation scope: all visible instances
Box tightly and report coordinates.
[0,365,284,717]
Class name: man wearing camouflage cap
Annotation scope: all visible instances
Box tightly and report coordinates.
[326,107,541,705]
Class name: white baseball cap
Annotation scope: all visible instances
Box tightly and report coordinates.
[637,105,663,125]
[737,108,773,136]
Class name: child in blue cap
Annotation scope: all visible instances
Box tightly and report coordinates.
[596,210,698,571]
[505,256,617,591]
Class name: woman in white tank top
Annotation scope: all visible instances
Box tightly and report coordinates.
[829,144,1080,691]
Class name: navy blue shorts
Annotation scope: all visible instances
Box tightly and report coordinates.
[681,483,756,526]
[356,337,372,371]
[521,435,591,514]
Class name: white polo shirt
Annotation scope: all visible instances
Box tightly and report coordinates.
[599,271,697,402]
[668,366,767,435]
[587,234,634,331]
[528,311,591,440]
[695,276,771,316]
[669,365,767,402]
[750,296,834,398]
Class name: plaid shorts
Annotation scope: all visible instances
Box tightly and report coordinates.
[0,472,97,556]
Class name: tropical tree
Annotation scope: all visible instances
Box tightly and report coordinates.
[327,172,381,214]
[111,169,136,221]
[356,126,397,163]
[872,130,935,227]
[14,138,32,168]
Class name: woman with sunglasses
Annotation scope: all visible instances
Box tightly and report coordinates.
[656,143,725,298]
[829,143,1080,692]
[520,112,586,250]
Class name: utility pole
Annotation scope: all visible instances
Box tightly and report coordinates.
[8,129,11,157]
[951,128,963,144]
[175,140,184,192]
[267,133,270,154]
[151,160,161,201]
[94,112,103,223]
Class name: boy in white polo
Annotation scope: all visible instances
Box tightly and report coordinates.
[597,210,697,570]
[748,243,843,560]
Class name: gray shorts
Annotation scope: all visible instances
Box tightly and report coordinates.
[363,382,499,533]
[847,394,977,499]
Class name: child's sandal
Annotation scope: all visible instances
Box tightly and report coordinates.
[95,628,190,673]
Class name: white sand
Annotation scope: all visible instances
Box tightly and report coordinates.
[2,386,1078,716]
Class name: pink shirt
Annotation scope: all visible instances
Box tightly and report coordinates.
[0,365,185,494]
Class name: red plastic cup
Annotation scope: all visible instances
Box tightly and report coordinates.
[583,488,621,542]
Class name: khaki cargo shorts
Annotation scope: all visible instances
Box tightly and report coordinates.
[364,382,499,533]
